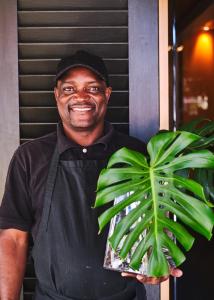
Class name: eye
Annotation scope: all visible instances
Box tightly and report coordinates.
[87,86,102,93]
[62,86,75,94]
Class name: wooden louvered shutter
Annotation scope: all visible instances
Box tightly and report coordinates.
[18,0,129,145]
[18,0,128,298]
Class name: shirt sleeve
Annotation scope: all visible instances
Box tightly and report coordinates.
[0,147,33,231]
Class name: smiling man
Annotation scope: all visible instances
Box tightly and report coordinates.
[0,50,181,300]
[54,55,112,146]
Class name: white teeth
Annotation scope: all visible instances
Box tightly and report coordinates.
[72,107,92,112]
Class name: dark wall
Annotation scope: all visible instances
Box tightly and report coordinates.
[0,1,19,199]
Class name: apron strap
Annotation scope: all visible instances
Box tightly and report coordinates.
[35,146,59,242]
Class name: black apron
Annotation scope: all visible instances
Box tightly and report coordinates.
[32,146,146,300]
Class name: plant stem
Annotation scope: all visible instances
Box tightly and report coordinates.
[150,168,159,247]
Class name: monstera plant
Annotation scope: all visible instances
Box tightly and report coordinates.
[180,118,214,203]
[94,122,214,277]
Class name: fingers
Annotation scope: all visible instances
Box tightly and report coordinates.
[121,272,137,278]
[121,272,169,284]
[121,267,183,285]
[170,267,183,277]
[136,274,169,284]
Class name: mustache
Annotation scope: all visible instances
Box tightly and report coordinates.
[68,100,96,109]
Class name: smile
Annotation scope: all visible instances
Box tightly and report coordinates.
[72,107,93,112]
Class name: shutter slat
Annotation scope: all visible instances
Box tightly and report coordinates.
[23,293,34,300]
[19,43,128,59]
[18,11,127,26]
[20,124,57,139]
[18,0,128,11]
[19,27,128,43]
[19,59,128,75]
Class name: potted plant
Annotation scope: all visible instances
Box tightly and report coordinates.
[94,119,214,277]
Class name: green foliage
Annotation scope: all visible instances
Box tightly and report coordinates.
[94,130,214,276]
[180,118,214,203]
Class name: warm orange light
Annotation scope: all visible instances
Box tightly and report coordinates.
[168,45,172,51]
[203,26,210,31]
[191,32,214,72]
[176,45,184,52]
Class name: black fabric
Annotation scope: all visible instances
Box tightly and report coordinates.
[0,122,146,241]
[32,146,143,299]
[35,283,141,300]
[0,122,147,300]
[55,50,109,86]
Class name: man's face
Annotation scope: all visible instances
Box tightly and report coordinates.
[54,67,112,132]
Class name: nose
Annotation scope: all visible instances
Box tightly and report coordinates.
[74,89,91,101]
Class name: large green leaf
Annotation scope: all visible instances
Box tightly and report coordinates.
[180,118,214,203]
[180,119,214,145]
[194,169,214,202]
[94,131,214,276]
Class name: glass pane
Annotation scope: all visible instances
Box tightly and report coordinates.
[169,2,214,300]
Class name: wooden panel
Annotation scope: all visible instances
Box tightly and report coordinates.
[19,59,128,75]
[18,0,128,10]
[19,75,128,91]
[20,124,57,139]
[18,11,128,26]
[159,0,169,132]
[159,2,169,299]
[19,27,128,43]
[19,91,129,107]
[0,0,19,200]
[128,0,160,298]
[19,43,128,59]
[20,107,59,123]
[129,0,159,143]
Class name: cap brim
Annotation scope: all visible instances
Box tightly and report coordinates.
[55,63,107,83]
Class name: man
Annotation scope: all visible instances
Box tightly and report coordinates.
[0,50,182,300]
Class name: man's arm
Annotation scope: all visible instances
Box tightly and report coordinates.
[0,229,29,300]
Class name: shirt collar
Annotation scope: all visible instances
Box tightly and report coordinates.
[57,121,114,154]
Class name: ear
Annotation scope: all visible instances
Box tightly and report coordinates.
[54,86,59,103]
[105,86,112,103]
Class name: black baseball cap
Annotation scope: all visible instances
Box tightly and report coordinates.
[55,50,109,86]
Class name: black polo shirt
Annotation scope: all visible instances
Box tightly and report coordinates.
[0,122,146,241]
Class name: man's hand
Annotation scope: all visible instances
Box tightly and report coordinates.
[121,268,183,284]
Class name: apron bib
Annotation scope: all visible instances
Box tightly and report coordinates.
[32,146,146,300]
